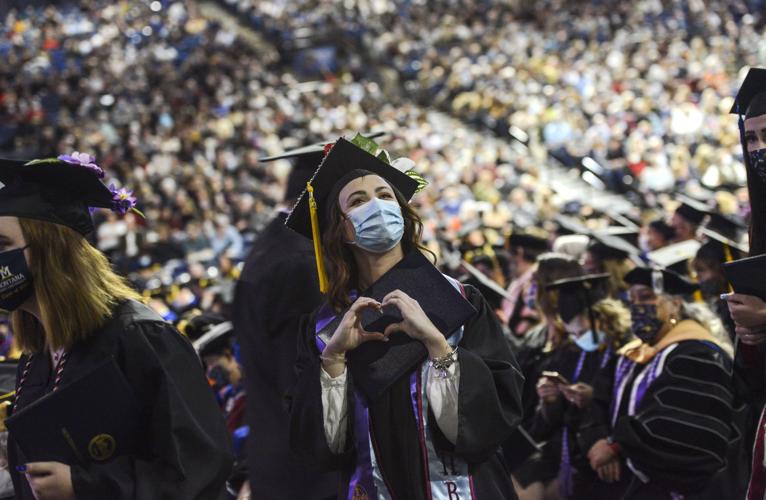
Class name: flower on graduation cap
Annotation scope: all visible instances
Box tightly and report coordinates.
[323,142,334,156]
[57,151,104,178]
[109,183,142,216]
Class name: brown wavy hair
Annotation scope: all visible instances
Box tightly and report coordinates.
[323,180,432,311]
[11,219,141,353]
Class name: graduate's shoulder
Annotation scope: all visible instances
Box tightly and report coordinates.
[104,299,195,357]
[660,339,733,387]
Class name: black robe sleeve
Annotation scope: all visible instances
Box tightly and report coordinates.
[577,354,618,454]
[70,321,233,500]
[453,285,525,463]
[287,311,355,472]
[612,341,734,494]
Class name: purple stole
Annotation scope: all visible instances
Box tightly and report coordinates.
[559,346,612,497]
[609,344,680,493]
[314,277,477,500]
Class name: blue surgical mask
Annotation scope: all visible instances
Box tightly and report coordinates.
[570,330,605,352]
[347,198,404,253]
[750,149,766,181]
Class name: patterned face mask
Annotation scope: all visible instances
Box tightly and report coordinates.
[629,303,665,343]
[750,149,766,182]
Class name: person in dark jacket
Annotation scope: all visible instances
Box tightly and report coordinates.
[232,145,338,499]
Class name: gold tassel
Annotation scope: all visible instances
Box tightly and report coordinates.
[307,182,329,293]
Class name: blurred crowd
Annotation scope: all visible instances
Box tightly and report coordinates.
[1,0,766,497]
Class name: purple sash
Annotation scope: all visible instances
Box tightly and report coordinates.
[314,302,382,500]
[559,347,612,497]
[314,275,474,499]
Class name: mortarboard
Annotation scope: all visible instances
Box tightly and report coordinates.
[587,231,641,262]
[192,321,234,358]
[285,135,420,292]
[646,239,701,276]
[261,132,386,203]
[459,259,513,301]
[723,254,766,301]
[182,312,226,341]
[508,226,551,251]
[552,215,591,237]
[0,156,120,235]
[730,68,766,118]
[624,266,698,296]
[699,212,748,256]
[545,273,610,324]
[315,250,476,401]
[673,195,709,226]
[259,131,386,162]
[647,219,676,242]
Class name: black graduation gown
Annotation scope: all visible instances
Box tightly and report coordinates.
[506,322,558,485]
[7,299,233,500]
[577,340,735,499]
[233,213,338,500]
[525,342,615,490]
[288,285,525,499]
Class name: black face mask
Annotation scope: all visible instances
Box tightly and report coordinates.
[0,246,34,312]
[750,149,766,182]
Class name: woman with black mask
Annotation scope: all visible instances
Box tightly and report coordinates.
[0,155,232,499]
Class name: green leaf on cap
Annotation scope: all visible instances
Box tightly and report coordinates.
[405,169,428,194]
[377,149,391,164]
[351,133,380,155]
[24,158,61,166]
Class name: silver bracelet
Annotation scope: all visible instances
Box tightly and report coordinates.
[430,346,458,378]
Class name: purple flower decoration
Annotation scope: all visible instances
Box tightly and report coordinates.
[57,151,104,178]
[109,183,138,215]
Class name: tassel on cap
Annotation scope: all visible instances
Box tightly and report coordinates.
[307,182,329,293]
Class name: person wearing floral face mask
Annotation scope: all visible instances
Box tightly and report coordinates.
[579,266,738,499]
[285,136,524,499]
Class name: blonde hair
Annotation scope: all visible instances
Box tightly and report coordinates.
[11,219,140,353]
[592,298,632,349]
[603,259,635,298]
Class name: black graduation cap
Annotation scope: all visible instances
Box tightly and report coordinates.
[508,227,551,251]
[192,321,234,358]
[646,239,701,276]
[315,250,477,401]
[673,195,709,226]
[285,137,418,240]
[553,215,590,236]
[0,157,115,235]
[730,67,766,118]
[588,231,640,261]
[545,273,610,324]
[624,266,698,296]
[699,212,748,255]
[648,218,676,242]
[259,131,386,162]
[460,259,513,301]
[183,312,226,341]
[261,132,386,202]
